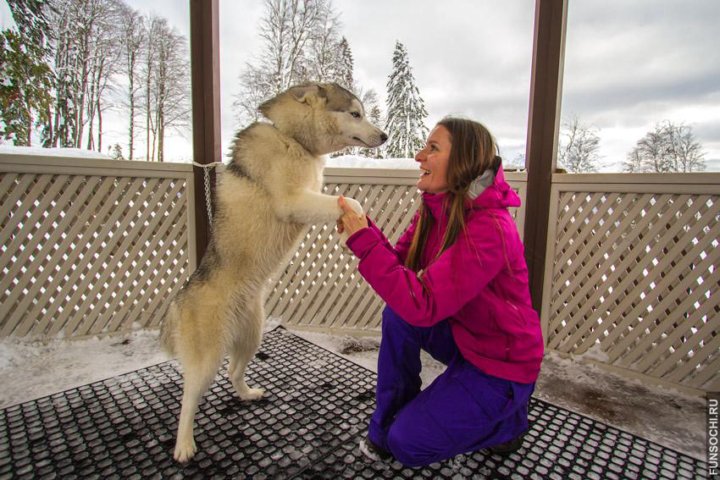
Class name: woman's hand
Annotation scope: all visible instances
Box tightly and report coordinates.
[337,196,369,238]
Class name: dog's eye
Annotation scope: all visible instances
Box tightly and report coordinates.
[350,112,361,118]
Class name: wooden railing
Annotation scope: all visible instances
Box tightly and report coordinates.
[2,152,716,394]
[0,152,196,339]
[540,173,720,393]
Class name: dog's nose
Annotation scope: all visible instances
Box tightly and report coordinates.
[380,132,388,143]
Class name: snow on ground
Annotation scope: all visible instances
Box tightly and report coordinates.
[0,323,707,462]
[0,330,166,409]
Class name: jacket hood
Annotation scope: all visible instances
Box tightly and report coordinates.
[421,166,521,217]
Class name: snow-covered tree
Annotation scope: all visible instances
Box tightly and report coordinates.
[307,3,343,83]
[48,0,124,149]
[117,4,145,160]
[624,121,705,173]
[83,1,124,152]
[558,117,600,173]
[384,41,428,159]
[233,0,348,124]
[140,16,190,162]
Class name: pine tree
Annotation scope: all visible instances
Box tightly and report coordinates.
[384,41,428,158]
[367,105,384,159]
[334,36,354,90]
[0,0,54,145]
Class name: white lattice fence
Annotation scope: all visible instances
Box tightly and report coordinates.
[0,154,196,339]
[266,168,527,334]
[542,174,720,392]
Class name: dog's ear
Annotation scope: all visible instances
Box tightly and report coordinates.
[259,83,328,119]
[287,83,328,105]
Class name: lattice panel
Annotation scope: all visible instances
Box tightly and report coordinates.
[266,183,420,333]
[0,171,192,339]
[545,190,719,391]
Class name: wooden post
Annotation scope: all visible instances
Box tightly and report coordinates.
[189,0,221,262]
[523,0,567,315]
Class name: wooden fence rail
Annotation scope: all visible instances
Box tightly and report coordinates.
[2,152,716,394]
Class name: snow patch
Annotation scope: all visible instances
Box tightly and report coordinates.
[576,341,610,362]
[0,145,112,159]
[0,329,166,409]
[326,155,416,169]
[337,336,380,355]
[264,316,284,332]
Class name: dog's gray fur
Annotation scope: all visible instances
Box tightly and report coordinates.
[159,82,386,462]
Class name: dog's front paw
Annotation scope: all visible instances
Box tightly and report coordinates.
[174,438,197,463]
[238,387,265,401]
[343,197,364,215]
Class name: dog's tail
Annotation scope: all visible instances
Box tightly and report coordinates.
[159,302,180,357]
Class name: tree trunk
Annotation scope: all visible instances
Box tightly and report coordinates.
[24,100,32,146]
[97,94,103,153]
[128,64,135,160]
[158,108,164,162]
[146,58,152,161]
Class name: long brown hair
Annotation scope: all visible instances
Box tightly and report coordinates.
[405,117,500,272]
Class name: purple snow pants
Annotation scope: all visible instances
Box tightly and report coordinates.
[368,306,535,467]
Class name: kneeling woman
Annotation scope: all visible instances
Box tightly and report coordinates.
[337,117,544,467]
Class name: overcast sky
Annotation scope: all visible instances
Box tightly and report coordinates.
[3,0,719,170]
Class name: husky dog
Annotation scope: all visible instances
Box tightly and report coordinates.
[159,82,387,462]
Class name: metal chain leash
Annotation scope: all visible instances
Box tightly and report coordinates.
[192,161,223,229]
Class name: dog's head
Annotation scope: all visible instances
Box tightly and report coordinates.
[259,83,388,156]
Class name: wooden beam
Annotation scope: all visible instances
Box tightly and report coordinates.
[523,0,567,314]
[189,0,221,262]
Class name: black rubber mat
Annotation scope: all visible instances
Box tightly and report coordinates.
[0,327,710,479]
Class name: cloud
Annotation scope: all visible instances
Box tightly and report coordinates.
[112,0,719,170]
[561,1,720,117]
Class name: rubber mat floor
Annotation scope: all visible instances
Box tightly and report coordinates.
[0,327,710,479]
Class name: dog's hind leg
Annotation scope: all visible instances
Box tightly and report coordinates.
[174,352,223,462]
[228,299,265,401]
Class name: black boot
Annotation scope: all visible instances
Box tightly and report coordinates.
[489,431,527,455]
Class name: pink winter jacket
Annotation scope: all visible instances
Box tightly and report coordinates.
[346,167,544,383]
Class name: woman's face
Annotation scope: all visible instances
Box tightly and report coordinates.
[415,125,451,193]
